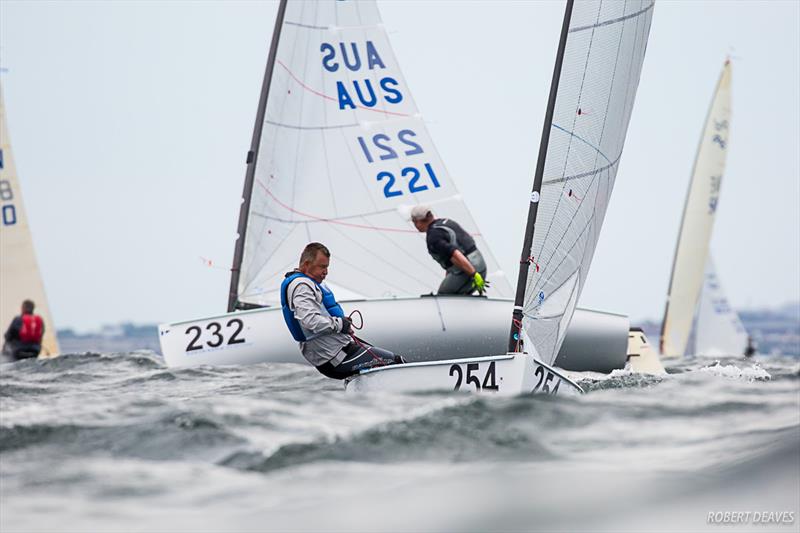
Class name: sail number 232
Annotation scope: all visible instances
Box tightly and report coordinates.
[184,319,246,352]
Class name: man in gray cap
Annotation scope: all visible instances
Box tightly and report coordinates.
[410,205,488,295]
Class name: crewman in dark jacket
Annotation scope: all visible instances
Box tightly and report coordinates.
[410,205,488,295]
[3,299,44,360]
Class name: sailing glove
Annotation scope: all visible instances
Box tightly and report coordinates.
[339,316,353,335]
[472,272,488,295]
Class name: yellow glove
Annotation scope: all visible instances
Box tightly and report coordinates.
[472,272,488,295]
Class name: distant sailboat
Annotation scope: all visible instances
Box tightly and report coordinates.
[0,83,59,358]
[159,0,634,371]
[350,0,655,394]
[660,60,749,358]
[693,256,749,356]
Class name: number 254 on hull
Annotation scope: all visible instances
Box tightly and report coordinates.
[345,354,583,396]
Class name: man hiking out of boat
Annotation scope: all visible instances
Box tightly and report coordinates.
[2,299,44,361]
[410,205,488,296]
[281,242,405,380]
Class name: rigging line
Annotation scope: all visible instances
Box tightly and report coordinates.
[569,1,654,33]
[531,0,603,278]
[276,60,412,118]
[251,205,398,224]
[256,179,420,234]
[326,221,435,290]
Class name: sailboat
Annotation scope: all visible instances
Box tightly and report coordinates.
[693,256,750,356]
[349,0,655,394]
[659,60,749,358]
[0,83,60,358]
[158,0,635,372]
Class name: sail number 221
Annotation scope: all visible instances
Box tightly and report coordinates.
[356,129,441,198]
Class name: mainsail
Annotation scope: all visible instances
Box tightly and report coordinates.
[511,0,655,365]
[694,256,748,356]
[228,0,512,310]
[660,61,732,357]
[0,84,59,356]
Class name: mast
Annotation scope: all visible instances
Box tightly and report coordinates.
[508,0,574,353]
[227,0,289,312]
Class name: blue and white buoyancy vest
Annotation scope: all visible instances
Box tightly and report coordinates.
[280,272,345,342]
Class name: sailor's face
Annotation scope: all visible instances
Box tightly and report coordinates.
[413,218,426,232]
[304,252,329,283]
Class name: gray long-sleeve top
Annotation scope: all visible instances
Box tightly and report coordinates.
[286,277,350,367]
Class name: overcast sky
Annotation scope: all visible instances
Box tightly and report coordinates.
[1,0,798,332]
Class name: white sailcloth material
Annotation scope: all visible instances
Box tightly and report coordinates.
[522,1,654,365]
[660,61,732,357]
[694,256,748,357]
[0,85,59,356]
[237,1,511,305]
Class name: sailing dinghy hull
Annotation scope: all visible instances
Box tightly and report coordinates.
[345,353,583,396]
[158,297,629,371]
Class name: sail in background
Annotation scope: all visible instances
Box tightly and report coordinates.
[233,0,511,307]
[520,1,654,365]
[694,256,748,357]
[660,61,732,357]
[0,84,59,356]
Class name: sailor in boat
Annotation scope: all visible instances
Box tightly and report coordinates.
[410,205,488,296]
[744,336,757,358]
[2,299,45,361]
[281,242,404,379]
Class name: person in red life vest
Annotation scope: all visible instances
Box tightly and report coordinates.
[3,299,45,360]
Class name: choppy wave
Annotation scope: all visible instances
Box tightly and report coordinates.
[1,351,798,532]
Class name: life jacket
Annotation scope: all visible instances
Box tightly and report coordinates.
[19,314,44,344]
[427,219,468,269]
[280,272,344,342]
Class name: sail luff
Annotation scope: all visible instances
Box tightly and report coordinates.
[660,61,732,357]
[228,0,289,312]
[509,0,575,353]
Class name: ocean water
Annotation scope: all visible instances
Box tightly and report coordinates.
[1,352,798,533]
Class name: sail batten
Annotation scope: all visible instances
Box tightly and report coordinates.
[512,0,654,364]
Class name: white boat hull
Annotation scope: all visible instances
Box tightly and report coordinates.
[345,353,583,396]
[159,296,629,371]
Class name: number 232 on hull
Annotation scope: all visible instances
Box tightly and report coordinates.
[345,354,583,396]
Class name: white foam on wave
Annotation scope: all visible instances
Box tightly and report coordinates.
[697,361,771,381]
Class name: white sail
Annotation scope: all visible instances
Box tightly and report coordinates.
[0,84,59,357]
[660,61,732,357]
[694,256,748,357]
[233,0,511,307]
[520,1,654,365]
